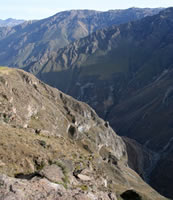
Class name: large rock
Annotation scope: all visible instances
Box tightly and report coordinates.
[40,164,64,183]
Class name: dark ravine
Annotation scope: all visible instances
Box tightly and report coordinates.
[0,67,167,200]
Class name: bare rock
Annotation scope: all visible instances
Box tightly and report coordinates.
[0,174,118,200]
[108,192,117,200]
[0,160,5,167]
[77,174,91,181]
[40,164,64,183]
[72,193,91,200]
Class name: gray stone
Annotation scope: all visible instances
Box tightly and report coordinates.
[40,164,64,183]
[77,174,92,181]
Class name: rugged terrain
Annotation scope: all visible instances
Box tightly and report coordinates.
[0,8,162,74]
[0,18,25,27]
[0,67,167,200]
[16,7,173,198]
[0,7,172,198]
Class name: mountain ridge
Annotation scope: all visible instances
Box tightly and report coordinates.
[0,18,25,27]
[0,8,163,73]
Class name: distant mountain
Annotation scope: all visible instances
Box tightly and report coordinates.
[0,8,163,73]
[0,18,25,27]
[25,7,173,198]
[0,67,167,200]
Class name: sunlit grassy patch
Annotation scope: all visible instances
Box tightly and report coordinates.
[0,66,13,74]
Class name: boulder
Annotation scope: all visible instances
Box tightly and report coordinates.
[40,164,64,183]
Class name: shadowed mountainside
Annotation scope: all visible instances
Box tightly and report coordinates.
[0,8,163,74]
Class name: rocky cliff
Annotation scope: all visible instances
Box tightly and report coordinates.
[0,67,167,200]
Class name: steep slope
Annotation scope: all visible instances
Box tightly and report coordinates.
[35,7,173,119]
[108,68,173,198]
[0,18,25,27]
[0,8,163,73]
[0,67,167,200]
[26,7,173,198]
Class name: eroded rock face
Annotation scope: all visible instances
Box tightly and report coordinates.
[0,68,167,200]
[0,67,127,164]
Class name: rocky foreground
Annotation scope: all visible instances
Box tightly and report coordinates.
[0,67,167,200]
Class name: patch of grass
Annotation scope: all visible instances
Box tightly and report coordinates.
[72,153,77,159]
[55,181,68,189]
[73,184,89,191]
[34,160,45,171]
[0,66,9,70]
[2,113,10,123]
[29,114,43,130]
[80,184,88,191]
[37,140,47,148]
[0,67,13,74]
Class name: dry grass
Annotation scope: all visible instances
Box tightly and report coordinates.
[0,66,13,74]
[0,124,87,177]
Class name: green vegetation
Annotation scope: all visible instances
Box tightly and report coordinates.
[34,160,45,171]
[0,66,13,74]
[0,66,8,70]
[78,184,88,191]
